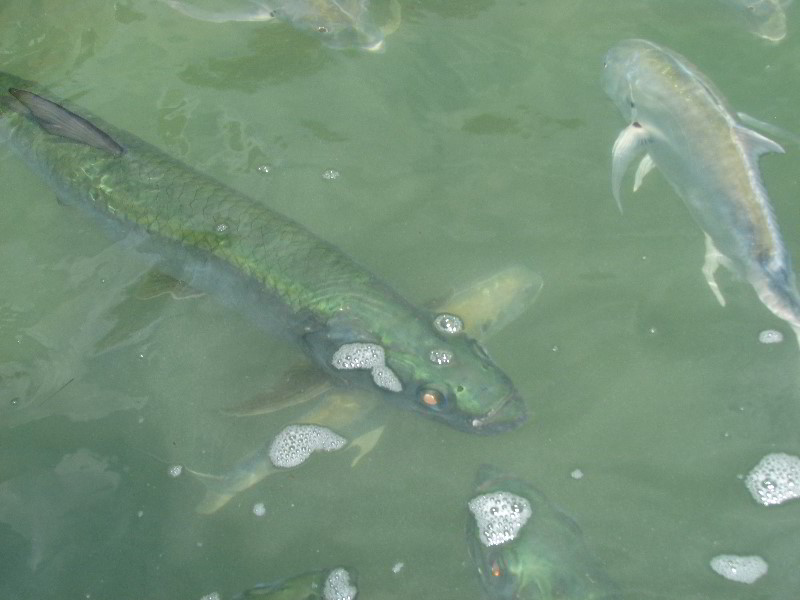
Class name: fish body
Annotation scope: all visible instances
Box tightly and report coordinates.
[0,73,526,433]
[604,39,800,343]
[466,465,619,600]
[164,0,396,52]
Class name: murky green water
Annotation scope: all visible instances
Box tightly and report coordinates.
[1,0,800,598]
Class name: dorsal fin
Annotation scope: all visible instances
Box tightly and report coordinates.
[9,88,125,157]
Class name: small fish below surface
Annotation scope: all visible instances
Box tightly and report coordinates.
[163,0,401,52]
[234,566,357,599]
[603,39,800,346]
[0,72,527,435]
[466,465,620,599]
[719,0,792,42]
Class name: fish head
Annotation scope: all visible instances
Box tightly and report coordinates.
[603,38,679,124]
[467,466,538,600]
[380,313,528,434]
[734,0,788,42]
[282,0,386,51]
[467,466,620,600]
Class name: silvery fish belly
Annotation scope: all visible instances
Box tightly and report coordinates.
[603,38,800,344]
[0,73,526,433]
[466,465,619,600]
[234,566,357,599]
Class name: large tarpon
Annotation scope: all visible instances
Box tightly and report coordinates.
[0,72,527,433]
[603,39,800,344]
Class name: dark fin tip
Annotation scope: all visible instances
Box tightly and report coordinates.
[9,87,125,157]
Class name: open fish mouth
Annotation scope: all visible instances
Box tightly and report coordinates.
[468,390,528,434]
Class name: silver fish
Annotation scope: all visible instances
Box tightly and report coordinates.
[604,39,800,344]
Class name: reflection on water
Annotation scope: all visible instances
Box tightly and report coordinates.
[1,0,800,599]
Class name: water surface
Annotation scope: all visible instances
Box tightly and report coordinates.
[1,0,800,598]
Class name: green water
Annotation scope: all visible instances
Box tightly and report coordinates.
[1,0,800,598]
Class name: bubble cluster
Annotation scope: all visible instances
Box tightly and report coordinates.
[745,452,800,506]
[433,313,463,334]
[322,169,340,181]
[168,464,183,478]
[200,593,220,600]
[758,329,783,344]
[710,554,768,584]
[332,343,384,370]
[468,491,532,547]
[429,349,452,365]
[252,502,266,517]
[371,365,402,392]
[268,424,347,469]
[323,567,357,600]
[331,343,402,392]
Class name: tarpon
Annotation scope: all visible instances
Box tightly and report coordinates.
[0,73,527,433]
[466,465,619,599]
[603,39,800,345]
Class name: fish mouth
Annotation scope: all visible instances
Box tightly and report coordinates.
[468,390,528,434]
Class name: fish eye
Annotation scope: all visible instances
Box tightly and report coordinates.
[491,560,503,577]
[418,387,447,411]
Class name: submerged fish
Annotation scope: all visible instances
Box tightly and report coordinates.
[466,465,619,600]
[603,39,800,344]
[0,73,526,433]
[720,0,792,42]
[164,0,401,52]
[235,566,357,599]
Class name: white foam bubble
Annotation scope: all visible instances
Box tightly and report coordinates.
[168,464,183,478]
[252,502,266,517]
[332,343,384,370]
[200,593,220,600]
[323,567,357,600]
[331,343,402,392]
[758,329,783,344]
[570,468,584,480]
[710,554,768,584]
[370,364,402,392]
[745,452,800,506]
[268,424,347,469]
[468,491,532,547]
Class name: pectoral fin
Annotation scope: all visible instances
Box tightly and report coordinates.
[381,0,402,35]
[349,425,385,467]
[221,365,331,417]
[611,123,650,212]
[633,154,655,192]
[9,88,125,156]
[432,265,543,341]
[702,233,733,306]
